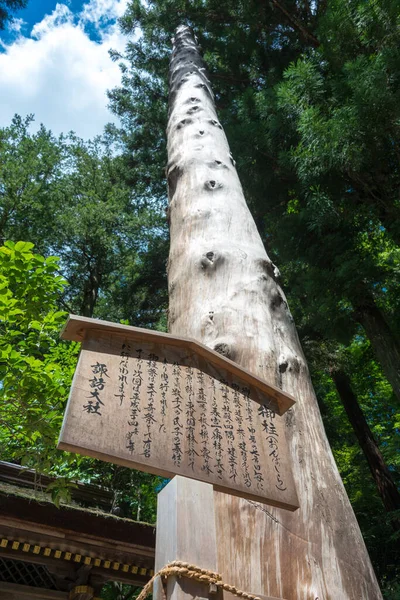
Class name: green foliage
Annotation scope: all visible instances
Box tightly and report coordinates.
[0,115,64,246]
[0,239,164,521]
[47,134,167,322]
[0,240,79,472]
[273,0,400,349]
[0,117,169,328]
[100,581,140,600]
[69,460,164,524]
[45,477,79,509]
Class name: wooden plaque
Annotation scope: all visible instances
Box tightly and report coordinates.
[58,316,299,511]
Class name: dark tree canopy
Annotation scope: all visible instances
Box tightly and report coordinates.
[0,0,28,30]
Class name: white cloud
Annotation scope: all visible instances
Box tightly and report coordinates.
[31,3,74,38]
[80,0,129,26]
[0,0,132,139]
[7,17,26,34]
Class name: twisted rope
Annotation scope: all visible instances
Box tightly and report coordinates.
[136,561,261,600]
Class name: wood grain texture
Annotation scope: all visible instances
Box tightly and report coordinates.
[58,328,298,510]
[166,25,382,600]
[154,477,221,600]
[61,315,295,415]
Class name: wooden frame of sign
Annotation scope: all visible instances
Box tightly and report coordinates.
[58,315,299,511]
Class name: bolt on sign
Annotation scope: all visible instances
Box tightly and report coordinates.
[58,315,299,511]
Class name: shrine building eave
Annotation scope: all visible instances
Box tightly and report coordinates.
[0,469,155,591]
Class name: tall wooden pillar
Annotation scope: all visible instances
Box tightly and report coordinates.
[166,24,382,600]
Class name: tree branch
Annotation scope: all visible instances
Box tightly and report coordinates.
[270,0,321,47]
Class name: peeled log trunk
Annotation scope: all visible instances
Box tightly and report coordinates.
[166,26,382,600]
[332,370,400,531]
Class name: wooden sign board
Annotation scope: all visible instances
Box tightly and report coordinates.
[58,316,299,511]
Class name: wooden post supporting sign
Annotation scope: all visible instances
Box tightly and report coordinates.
[153,477,221,600]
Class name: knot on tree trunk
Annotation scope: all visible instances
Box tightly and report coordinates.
[200,250,224,271]
[204,179,223,191]
[213,340,234,360]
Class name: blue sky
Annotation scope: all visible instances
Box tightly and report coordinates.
[0,0,131,138]
[1,1,86,42]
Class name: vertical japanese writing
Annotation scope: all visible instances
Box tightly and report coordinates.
[84,362,109,415]
[171,363,183,467]
[115,343,131,406]
[244,387,264,490]
[210,375,224,479]
[185,366,198,470]
[232,383,251,488]
[221,379,238,482]
[142,353,158,459]
[259,405,286,491]
[197,370,212,475]
[159,358,169,433]
[126,349,143,453]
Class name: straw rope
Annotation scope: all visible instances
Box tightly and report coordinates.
[136,561,261,600]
